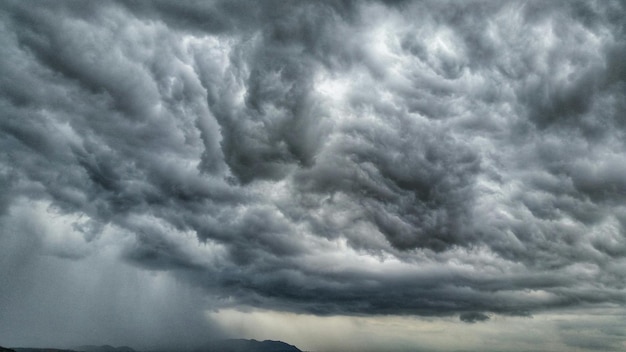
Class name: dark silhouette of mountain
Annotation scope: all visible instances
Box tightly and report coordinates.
[200,339,302,352]
[77,346,136,352]
[12,346,132,352]
[7,339,301,352]
[14,349,78,352]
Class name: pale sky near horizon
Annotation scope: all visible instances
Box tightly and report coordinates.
[1,1,626,351]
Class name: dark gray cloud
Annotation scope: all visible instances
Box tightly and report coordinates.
[459,312,490,324]
[1,0,626,349]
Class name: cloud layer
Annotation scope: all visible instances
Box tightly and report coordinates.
[1,0,625,348]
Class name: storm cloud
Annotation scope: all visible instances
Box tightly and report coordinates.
[1,0,625,350]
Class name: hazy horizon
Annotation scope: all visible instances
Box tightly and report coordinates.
[1,1,625,351]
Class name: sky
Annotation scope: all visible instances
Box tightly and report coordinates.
[0,0,625,351]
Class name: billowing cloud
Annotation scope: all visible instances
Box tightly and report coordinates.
[1,0,625,350]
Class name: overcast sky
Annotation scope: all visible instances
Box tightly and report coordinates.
[1,1,625,351]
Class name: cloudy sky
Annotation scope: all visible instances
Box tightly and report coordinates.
[1,1,625,351]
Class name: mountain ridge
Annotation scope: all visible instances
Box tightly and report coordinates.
[77,346,136,352]
[200,339,301,352]
[4,339,301,352]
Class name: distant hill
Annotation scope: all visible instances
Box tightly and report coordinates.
[7,339,301,352]
[76,346,135,352]
[14,349,77,352]
[200,339,302,352]
[13,347,76,352]
[12,346,132,352]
